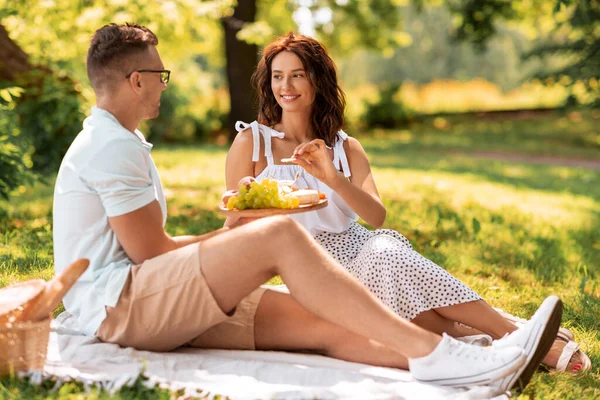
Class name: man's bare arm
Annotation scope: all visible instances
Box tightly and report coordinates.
[109,200,232,264]
[108,200,178,264]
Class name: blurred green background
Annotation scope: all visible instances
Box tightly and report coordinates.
[0,1,599,398]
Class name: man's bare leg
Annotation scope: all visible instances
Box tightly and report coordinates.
[200,216,439,359]
[254,290,409,369]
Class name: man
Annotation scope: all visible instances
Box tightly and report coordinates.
[53,23,561,394]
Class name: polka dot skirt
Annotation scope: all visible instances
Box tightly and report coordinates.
[314,221,482,321]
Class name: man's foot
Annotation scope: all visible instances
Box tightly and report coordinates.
[492,296,563,394]
[409,333,525,387]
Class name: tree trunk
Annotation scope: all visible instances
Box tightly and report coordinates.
[0,24,33,82]
[222,0,259,142]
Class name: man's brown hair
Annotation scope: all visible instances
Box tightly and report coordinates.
[87,23,158,93]
[252,32,346,147]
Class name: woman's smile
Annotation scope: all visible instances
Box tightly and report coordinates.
[280,94,301,102]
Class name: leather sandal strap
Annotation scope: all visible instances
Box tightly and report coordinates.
[556,340,580,372]
[557,329,572,342]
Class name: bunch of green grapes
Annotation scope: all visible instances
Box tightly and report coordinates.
[226,178,300,210]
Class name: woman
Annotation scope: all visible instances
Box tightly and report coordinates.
[225,32,589,373]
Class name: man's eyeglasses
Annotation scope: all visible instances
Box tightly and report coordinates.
[125,69,171,84]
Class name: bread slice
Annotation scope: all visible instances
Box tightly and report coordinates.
[286,189,320,205]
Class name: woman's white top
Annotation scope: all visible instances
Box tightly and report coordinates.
[235,121,358,236]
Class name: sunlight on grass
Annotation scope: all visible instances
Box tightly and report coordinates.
[374,167,597,230]
[360,109,600,160]
[152,146,227,189]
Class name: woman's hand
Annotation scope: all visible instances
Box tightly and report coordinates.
[291,139,339,185]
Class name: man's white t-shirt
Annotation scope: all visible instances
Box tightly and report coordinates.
[53,106,167,336]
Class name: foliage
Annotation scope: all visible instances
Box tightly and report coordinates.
[255,0,296,39]
[320,0,402,54]
[446,0,518,49]
[338,4,554,92]
[146,82,229,143]
[0,0,235,146]
[524,0,600,105]
[248,0,405,54]
[446,0,600,103]
[0,138,31,201]
[363,84,415,128]
[0,83,32,200]
[0,0,233,83]
[12,71,85,174]
[0,68,84,201]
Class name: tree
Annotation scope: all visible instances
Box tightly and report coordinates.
[222,0,259,141]
[446,0,599,104]
[0,24,32,81]
[525,0,599,104]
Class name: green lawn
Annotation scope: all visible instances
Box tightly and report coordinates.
[1,109,599,399]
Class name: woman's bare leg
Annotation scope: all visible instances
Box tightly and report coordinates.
[431,301,581,369]
[433,300,518,339]
[412,309,485,337]
[199,216,440,359]
[254,290,408,369]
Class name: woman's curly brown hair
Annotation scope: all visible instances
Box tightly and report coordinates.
[252,32,346,147]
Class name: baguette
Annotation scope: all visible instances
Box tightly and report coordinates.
[22,258,90,322]
[0,280,46,324]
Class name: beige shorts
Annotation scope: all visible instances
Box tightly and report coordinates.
[96,242,267,352]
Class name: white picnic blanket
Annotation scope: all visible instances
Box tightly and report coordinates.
[25,312,509,399]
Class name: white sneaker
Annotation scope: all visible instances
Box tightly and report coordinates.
[456,334,494,347]
[491,296,563,394]
[409,333,525,387]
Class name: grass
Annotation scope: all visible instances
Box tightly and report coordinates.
[364,109,600,160]
[1,109,599,399]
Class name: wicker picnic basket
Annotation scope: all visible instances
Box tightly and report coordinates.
[0,317,51,376]
[0,259,89,377]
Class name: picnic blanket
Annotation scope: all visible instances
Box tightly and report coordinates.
[24,312,509,399]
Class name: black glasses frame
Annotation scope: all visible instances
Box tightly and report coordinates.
[125,69,170,84]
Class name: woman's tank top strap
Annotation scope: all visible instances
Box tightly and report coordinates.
[333,130,351,178]
[235,121,285,166]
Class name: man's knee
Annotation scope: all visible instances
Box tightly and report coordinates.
[262,216,306,242]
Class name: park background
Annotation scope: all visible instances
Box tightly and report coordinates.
[0,0,598,398]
